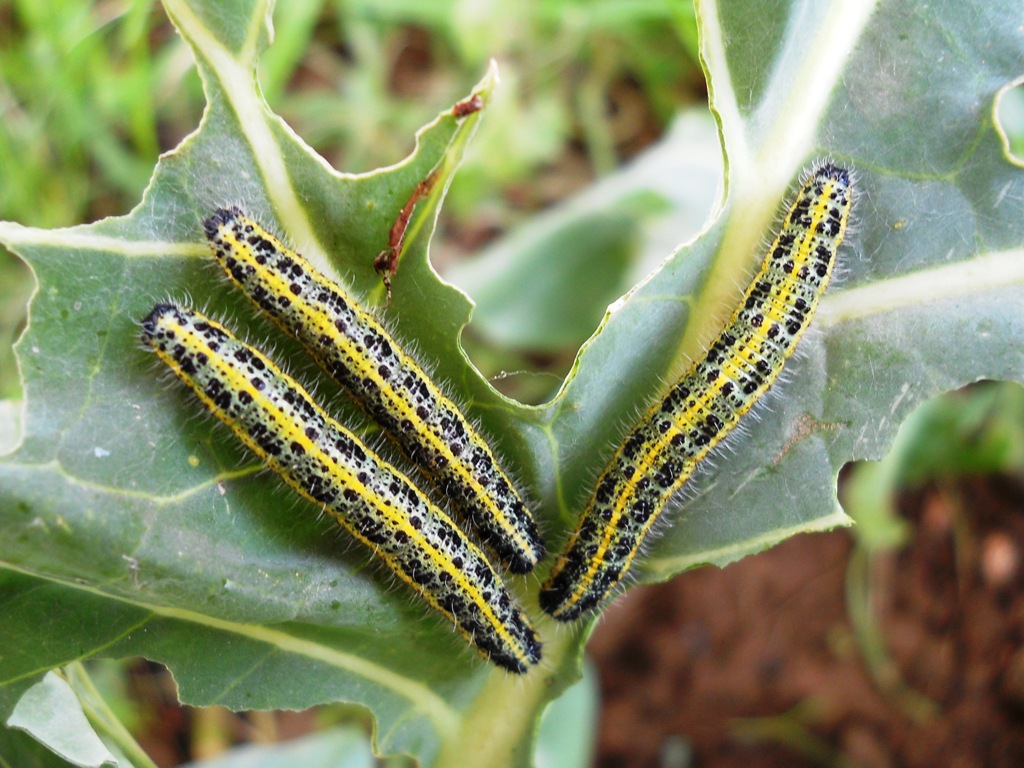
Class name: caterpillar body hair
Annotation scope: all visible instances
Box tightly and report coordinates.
[540,162,854,621]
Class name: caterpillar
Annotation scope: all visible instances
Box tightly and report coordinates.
[140,303,541,673]
[540,162,854,621]
[204,208,544,574]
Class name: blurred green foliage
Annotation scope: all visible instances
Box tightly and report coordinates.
[841,381,1024,725]
[0,0,702,228]
[844,381,1024,553]
[0,0,702,403]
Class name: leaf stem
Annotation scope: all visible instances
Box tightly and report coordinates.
[65,662,159,768]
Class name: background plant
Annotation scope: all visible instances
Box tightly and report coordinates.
[1,1,1023,766]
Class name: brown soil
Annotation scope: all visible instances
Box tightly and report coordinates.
[589,476,1024,768]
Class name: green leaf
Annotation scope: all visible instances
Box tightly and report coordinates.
[2,1,1024,766]
[5,673,115,768]
[0,724,87,768]
[534,0,1024,588]
[534,661,597,768]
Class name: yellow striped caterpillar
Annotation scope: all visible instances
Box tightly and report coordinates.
[141,303,541,672]
[204,209,544,574]
[540,162,854,621]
